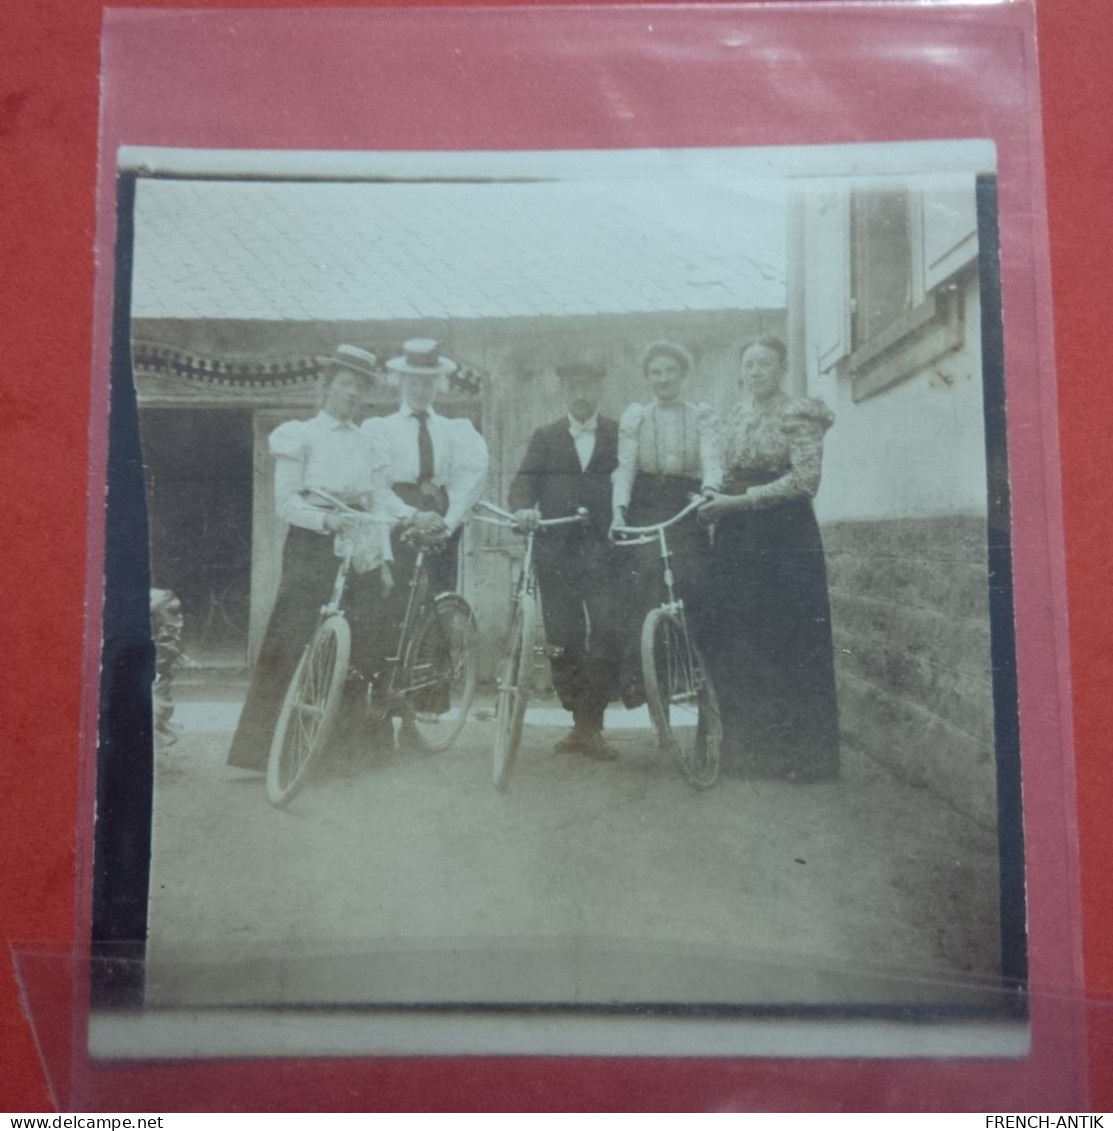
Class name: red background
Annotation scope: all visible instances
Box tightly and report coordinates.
[1,0,1110,1113]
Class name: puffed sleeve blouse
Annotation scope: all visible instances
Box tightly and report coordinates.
[270,412,390,533]
[612,400,723,512]
[722,396,834,507]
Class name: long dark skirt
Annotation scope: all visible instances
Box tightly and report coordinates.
[226,527,387,772]
[618,473,711,708]
[707,496,840,780]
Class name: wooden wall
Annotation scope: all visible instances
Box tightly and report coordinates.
[136,307,786,680]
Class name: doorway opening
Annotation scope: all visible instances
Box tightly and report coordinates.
[141,409,254,669]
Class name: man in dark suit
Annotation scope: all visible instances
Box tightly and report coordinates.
[508,361,621,760]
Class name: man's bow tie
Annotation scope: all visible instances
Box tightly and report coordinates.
[569,419,597,439]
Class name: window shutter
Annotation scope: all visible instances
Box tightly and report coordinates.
[804,186,851,374]
[921,177,979,292]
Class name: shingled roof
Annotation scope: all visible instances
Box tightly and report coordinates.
[131,178,784,322]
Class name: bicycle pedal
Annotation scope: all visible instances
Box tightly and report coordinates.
[363,682,391,719]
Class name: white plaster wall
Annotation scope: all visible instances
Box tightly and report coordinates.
[812,278,987,524]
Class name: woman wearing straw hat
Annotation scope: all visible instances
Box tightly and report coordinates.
[227,345,395,772]
[363,337,489,598]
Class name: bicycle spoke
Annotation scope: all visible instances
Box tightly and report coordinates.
[290,691,313,773]
[643,609,720,789]
[492,594,532,790]
[267,618,350,807]
[403,601,477,753]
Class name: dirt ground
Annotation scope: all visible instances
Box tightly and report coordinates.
[143,681,1004,1012]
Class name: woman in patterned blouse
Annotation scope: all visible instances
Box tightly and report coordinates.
[697,334,840,781]
[611,340,722,707]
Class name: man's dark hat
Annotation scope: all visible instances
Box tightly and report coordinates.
[555,360,607,382]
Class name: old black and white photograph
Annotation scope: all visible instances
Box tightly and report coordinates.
[93,141,1024,1058]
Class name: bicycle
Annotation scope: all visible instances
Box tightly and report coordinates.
[473,500,588,790]
[266,490,478,807]
[612,496,722,789]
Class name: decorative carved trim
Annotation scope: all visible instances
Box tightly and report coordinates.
[133,341,326,391]
[132,340,486,399]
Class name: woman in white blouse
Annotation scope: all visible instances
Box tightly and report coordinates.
[361,340,489,599]
[227,347,396,772]
[611,340,721,707]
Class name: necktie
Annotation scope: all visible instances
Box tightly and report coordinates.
[415,410,434,481]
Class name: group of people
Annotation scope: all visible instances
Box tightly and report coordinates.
[228,332,841,784]
[226,340,488,772]
[509,335,839,781]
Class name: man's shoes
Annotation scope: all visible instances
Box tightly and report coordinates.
[578,731,618,762]
[553,727,617,761]
[553,728,587,754]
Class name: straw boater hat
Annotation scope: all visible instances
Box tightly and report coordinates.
[386,339,458,379]
[331,343,379,381]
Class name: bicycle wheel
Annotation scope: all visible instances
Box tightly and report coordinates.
[641,607,722,789]
[492,591,536,790]
[401,594,478,753]
[266,615,351,808]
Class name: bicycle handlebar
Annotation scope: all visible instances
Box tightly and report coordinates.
[303,487,395,522]
[611,495,705,540]
[473,501,589,531]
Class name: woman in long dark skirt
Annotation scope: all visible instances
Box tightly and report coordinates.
[698,334,840,782]
[610,340,722,707]
[226,346,396,772]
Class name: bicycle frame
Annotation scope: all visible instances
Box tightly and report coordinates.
[474,500,588,619]
[300,488,393,619]
[266,490,477,802]
[382,542,436,697]
[611,494,705,618]
[473,501,589,788]
[613,494,721,787]
[303,487,437,698]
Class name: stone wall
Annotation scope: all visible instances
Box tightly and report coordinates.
[822,514,998,829]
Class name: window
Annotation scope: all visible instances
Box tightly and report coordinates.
[844,186,971,402]
[850,189,915,350]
